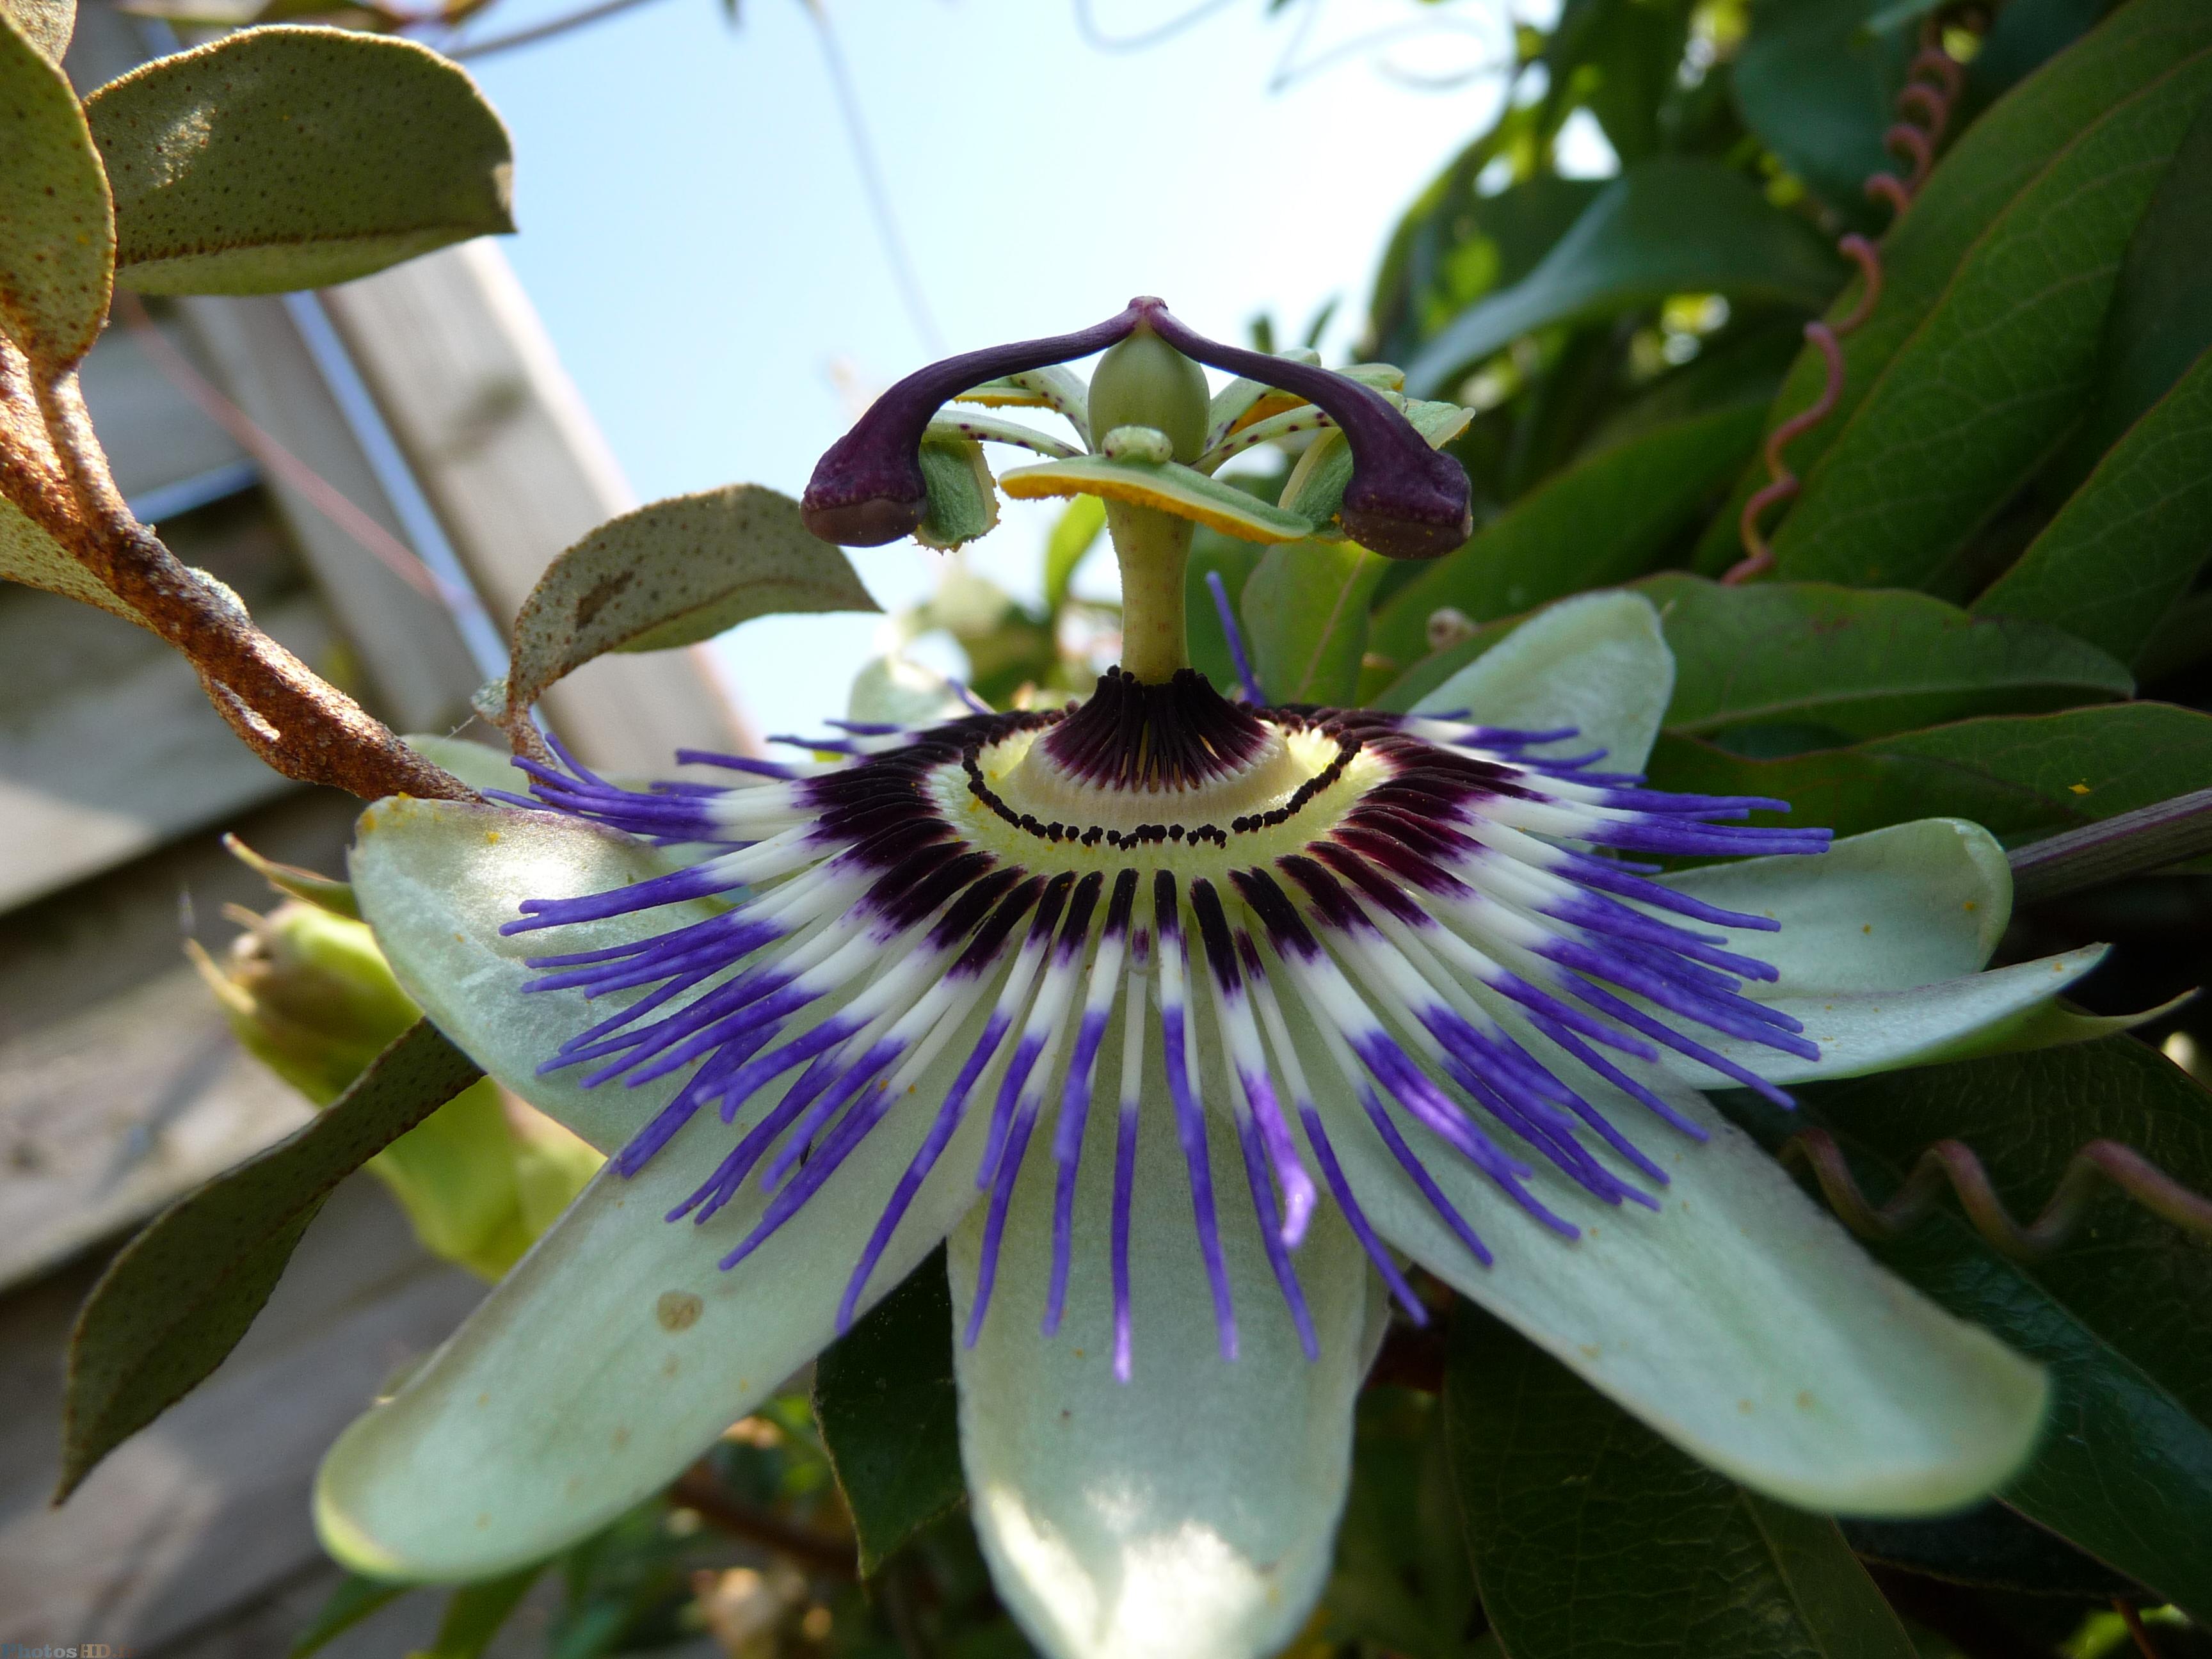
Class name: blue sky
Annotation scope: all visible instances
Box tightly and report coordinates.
[458,0,1547,741]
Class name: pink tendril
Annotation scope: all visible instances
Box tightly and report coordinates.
[1730,38,1960,582]
[1782,1129,2212,1262]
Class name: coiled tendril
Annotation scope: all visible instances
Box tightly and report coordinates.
[1727,38,1964,584]
[1782,1128,2212,1260]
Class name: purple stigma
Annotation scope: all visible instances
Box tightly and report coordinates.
[1136,299,1473,559]
[799,303,1145,546]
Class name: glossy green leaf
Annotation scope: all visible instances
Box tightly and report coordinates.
[1240,540,1385,705]
[1734,0,1907,219]
[915,433,1000,551]
[1446,1312,1919,1659]
[812,1249,963,1575]
[86,28,513,295]
[1774,40,2212,591]
[2088,92,2212,453]
[1729,1039,2212,1617]
[0,494,147,625]
[0,9,113,371]
[1402,159,1842,399]
[1738,0,2212,554]
[1370,168,1604,368]
[1645,701,2212,845]
[1971,347,2212,664]
[1646,575,2134,744]
[1000,453,1313,543]
[1367,403,1764,666]
[59,1020,482,1498]
[1840,1502,2142,1601]
[289,1572,411,1659]
[3,0,70,60]
[501,484,874,728]
[1043,494,1107,613]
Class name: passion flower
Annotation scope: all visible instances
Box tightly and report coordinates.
[317,317,2112,1659]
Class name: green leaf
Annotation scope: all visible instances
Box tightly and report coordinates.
[1728,1039,2212,1617]
[1401,159,1843,399]
[812,1249,963,1576]
[289,1572,412,1658]
[419,1567,543,1659]
[1043,493,1106,613]
[2088,92,2212,453]
[3,0,71,60]
[1240,540,1385,705]
[1970,347,2212,664]
[0,8,113,371]
[913,432,999,551]
[1774,38,2212,591]
[1645,575,2135,744]
[86,28,513,295]
[1736,0,2212,565]
[1371,172,1605,368]
[0,493,147,625]
[1734,0,1907,220]
[1367,403,1765,666]
[1000,453,1313,543]
[1445,1311,1920,1659]
[60,1019,483,1498]
[1644,701,2212,845]
[1841,1503,2142,1601]
[501,484,874,728]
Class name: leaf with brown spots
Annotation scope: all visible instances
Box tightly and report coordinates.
[501,483,876,736]
[58,1019,482,1498]
[0,7,113,371]
[86,28,513,296]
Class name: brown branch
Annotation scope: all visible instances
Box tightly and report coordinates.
[2,364,474,804]
[1781,1128,2212,1262]
[671,1465,858,1578]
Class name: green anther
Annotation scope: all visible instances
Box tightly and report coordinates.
[1088,327,1210,682]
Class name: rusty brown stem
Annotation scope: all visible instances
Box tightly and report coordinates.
[1,352,472,805]
[1781,1128,2212,1262]
[671,1464,858,1578]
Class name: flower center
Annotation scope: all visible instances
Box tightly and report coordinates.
[940,669,1373,865]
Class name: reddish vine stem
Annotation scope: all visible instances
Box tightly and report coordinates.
[0,332,472,805]
[1780,1128,2212,1261]
[1727,38,1962,583]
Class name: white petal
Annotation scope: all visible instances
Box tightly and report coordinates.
[1694,945,2112,1086]
[1658,819,2012,993]
[1411,589,1673,773]
[351,797,732,1153]
[1299,1045,2048,1516]
[315,1019,993,1580]
[952,1006,1373,1659]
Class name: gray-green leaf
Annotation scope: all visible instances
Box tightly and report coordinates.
[502,483,876,730]
[59,1020,483,1498]
[87,28,513,296]
[3,0,71,60]
[0,8,113,371]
